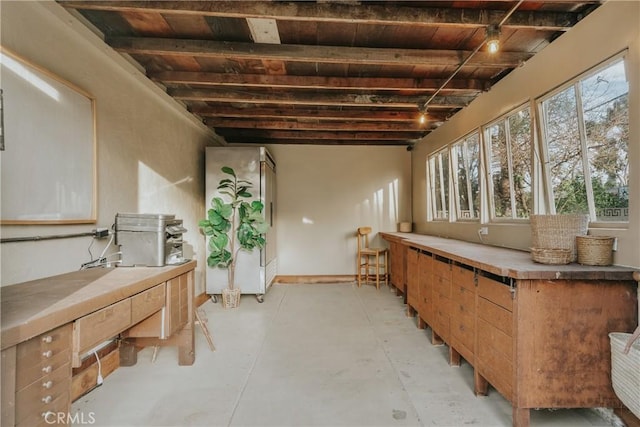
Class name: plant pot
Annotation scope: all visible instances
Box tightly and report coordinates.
[221,288,241,308]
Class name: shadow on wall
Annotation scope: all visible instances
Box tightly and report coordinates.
[355,178,400,231]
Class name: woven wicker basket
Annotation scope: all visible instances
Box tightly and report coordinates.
[530,247,572,265]
[609,329,640,418]
[576,235,614,266]
[530,214,589,262]
[221,288,241,308]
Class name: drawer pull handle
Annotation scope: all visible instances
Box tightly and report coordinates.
[42,365,53,374]
[42,335,53,343]
[42,350,53,358]
[43,380,53,389]
[42,395,53,404]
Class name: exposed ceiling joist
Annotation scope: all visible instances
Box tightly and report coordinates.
[149,71,491,92]
[214,129,426,141]
[204,118,431,132]
[61,1,588,31]
[108,37,533,68]
[188,106,450,123]
[168,88,473,108]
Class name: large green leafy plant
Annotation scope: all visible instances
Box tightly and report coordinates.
[199,166,268,290]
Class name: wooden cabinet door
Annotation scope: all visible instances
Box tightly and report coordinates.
[476,275,514,401]
[450,265,476,365]
[418,253,432,323]
[405,248,420,311]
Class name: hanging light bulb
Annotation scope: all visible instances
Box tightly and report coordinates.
[486,24,500,54]
[418,105,427,126]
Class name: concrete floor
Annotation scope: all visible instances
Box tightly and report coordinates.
[72,283,624,427]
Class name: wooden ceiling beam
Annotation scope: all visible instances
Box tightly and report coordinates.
[222,138,415,146]
[151,71,489,92]
[189,106,450,122]
[170,88,472,108]
[61,1,584,31]
[205,118,433,132]
[108,37,532,68]
[213,129,425,140]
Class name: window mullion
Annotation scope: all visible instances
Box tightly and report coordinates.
[437,153,446,219]
[574,82,597,220]
[463,141,474,219]
[504,119,517,219]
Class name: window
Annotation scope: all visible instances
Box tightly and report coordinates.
[428,148,449,220]
[539,58,629,222]
[452,132,480,220]
[486,107,532,219]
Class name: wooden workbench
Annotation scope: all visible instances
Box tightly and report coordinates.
[381,232,638,427]
[1,261,196,427]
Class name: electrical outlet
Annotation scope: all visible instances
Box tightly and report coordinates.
[478,227,489,235]
[93,228,109,238]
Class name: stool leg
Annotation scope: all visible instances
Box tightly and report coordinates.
[375,252,380,290]
[384,251,389,287]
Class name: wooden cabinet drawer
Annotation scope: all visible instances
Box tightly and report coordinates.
[16,349,70,392]
[477,316,513,401]
[477,275,513,312]
[433,292,450,340]
[16,324,71,360]
[452,308,474,338]
[16,324,72,391]
[452,285,475,316]
[406,249,420,307]
[451,312,475,363]
[16,391,70,427]
[131,284,165,324]
[433,274,451,298]
[452,265,475,291]
[433,259,451,279]
[15,362,70,424]
[73,298,132,358]
[477,297,513,337]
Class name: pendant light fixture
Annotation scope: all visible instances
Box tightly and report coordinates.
[486,24,501,54]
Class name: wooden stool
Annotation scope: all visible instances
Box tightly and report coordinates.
[356,227,388,289]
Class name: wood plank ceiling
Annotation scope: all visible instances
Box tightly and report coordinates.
[59,1,602,147]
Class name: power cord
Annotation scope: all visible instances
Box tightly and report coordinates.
[93,350,103,385]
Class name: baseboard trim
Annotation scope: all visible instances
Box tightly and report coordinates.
[274,275,356,284]
[195,276,356,300]
[195,292,210,307]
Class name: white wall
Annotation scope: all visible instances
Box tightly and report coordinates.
[268,145,411,276]
[411,1,640,268]
[0,1,221,289]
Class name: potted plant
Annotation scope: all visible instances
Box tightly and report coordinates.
[199,166,269,308]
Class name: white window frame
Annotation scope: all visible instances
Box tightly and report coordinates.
[536,52,629,226]
[483,104,534,222]
[426,148,450,221]
[451,131,481,221]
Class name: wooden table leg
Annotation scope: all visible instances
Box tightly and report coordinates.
[431,330,444,345]
[474,370,489,396]
[449,346,461,366]
[513,407,530,427]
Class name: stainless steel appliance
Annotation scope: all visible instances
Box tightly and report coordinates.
[115,213,187,266]
[205,147,276,301]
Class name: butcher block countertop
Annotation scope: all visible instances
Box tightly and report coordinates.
[0,261,196,350]
[380,232,637,281]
